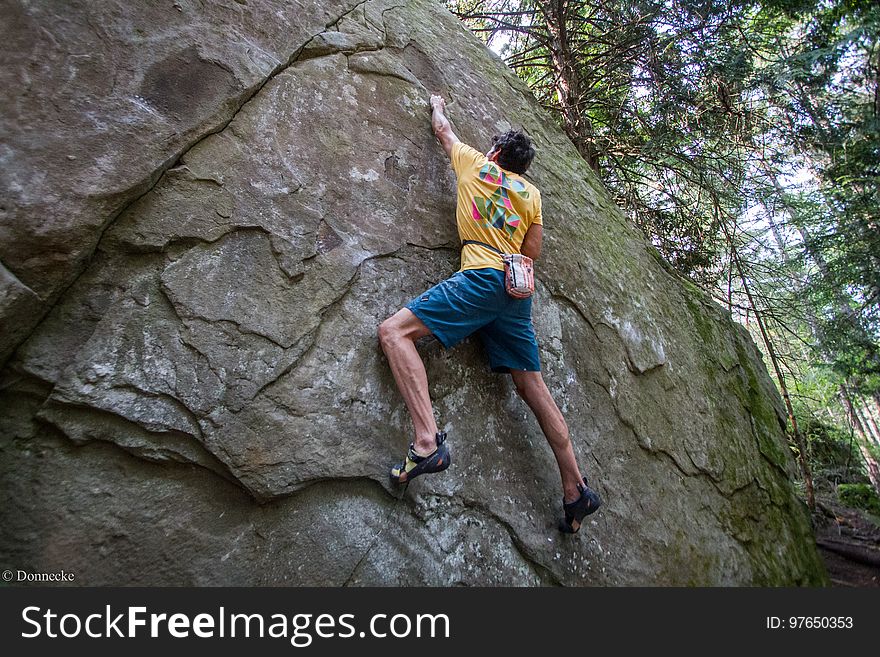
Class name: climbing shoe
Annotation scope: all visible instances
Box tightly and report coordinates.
[559,477,602,534]
[389,431,451,485]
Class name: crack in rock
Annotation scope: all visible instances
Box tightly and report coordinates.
[3,0,375,370]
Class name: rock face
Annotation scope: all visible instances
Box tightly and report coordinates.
[0,0,826,585]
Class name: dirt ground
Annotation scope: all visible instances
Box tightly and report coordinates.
[812,497,880,587]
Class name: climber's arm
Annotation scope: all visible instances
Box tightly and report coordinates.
[430,94,459,157]
[521,223,542,261]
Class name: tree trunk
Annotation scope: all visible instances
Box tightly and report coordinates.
[855,406,878,448]
[839,387,867,439]
[858,445,880,498]
[538,0,600,173]
[721,218,814,508]
[856,397,880,448]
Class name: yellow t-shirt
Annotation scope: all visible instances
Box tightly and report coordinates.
[451,141,543,272]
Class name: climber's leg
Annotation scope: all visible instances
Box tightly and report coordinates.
[510,369,602,532]
[384,269,506,454]
[378,308,439,456]
[510,370,583,502]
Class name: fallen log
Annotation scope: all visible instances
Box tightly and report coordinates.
[816,538,880,568]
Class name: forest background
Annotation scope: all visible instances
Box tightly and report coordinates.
[445,0,880,517]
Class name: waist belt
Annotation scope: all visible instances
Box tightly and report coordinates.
[461,240,507,255]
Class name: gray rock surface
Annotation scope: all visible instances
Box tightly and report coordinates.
[0,0,826,585]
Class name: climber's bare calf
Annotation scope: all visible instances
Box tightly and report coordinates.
[378,309,439,457]
[510,371,584,503]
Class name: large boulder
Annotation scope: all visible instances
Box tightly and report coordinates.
[0,0,826,585]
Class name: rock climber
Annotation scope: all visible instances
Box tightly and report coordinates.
[378,93,602,534]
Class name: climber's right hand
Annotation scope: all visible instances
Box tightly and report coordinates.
[430,93,459,158]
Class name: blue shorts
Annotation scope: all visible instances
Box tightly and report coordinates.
[406,268,541,373]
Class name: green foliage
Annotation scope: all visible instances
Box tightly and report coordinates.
[837,483,880,515]
[802,417,866,487]
[754,0,880,386]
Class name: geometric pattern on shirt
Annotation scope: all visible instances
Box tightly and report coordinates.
[470,162,531,239]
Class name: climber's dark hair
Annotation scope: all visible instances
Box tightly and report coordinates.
[490,129,535,174]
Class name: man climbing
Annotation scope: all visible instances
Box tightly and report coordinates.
[378,94,602,534]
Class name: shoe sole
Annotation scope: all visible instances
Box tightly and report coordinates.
[559,492,602,534]
[390,447,451,485]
